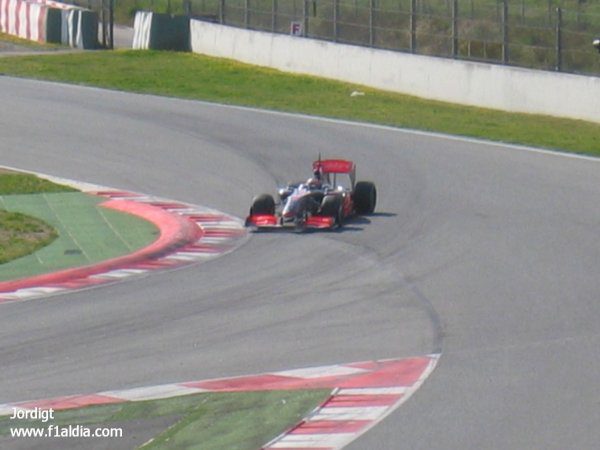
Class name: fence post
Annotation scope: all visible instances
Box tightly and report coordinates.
[245,0,250,28]
[219,0,225,24]
[272,0,277,32]
[502,0,509,64]
[369,0,374,46]
[303,0,309,37]
[410,0,416,53]
[555,7,562,71]
[333,0,339,41]
[520,0,525,24]
[452,0,458,57]
[109,0,114,49]
[101,0,106,48]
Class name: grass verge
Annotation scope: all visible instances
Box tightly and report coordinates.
[0,50,598,156]
[0,172,76,195]
[0,172,73,265]
[0,210,57,264]
[0,390,330,449]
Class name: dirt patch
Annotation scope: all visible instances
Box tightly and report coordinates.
[0,41,27,52]
[0,37,46,53]
[0,33,70,55]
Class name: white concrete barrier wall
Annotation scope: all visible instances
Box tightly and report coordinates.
[190,20,600,124]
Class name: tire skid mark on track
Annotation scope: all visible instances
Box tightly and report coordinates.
[0,169,440,449]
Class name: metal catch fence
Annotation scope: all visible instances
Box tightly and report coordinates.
[187,0,600,75]
[74,0,600,76]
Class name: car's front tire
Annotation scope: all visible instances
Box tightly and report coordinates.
[250,194,275,215]
[320,195,343,228]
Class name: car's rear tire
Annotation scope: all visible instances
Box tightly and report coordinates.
[320,195,343,228]
[250,194,275,215]
[354,181,377,214]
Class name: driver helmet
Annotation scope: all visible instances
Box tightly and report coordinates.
[306,177,321,189]
[307,167,324,188]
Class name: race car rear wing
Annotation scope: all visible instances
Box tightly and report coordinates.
[313,159,356,187]
[313,159,355,174]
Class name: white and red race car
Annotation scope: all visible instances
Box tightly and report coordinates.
[245,158,376,231]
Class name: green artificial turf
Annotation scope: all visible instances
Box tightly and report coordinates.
[0,172,71,266]
[0,192,158,281]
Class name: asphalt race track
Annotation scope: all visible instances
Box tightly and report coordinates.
[1,77,599,449]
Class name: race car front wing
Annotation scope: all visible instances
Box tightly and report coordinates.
[245,214,335,230]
